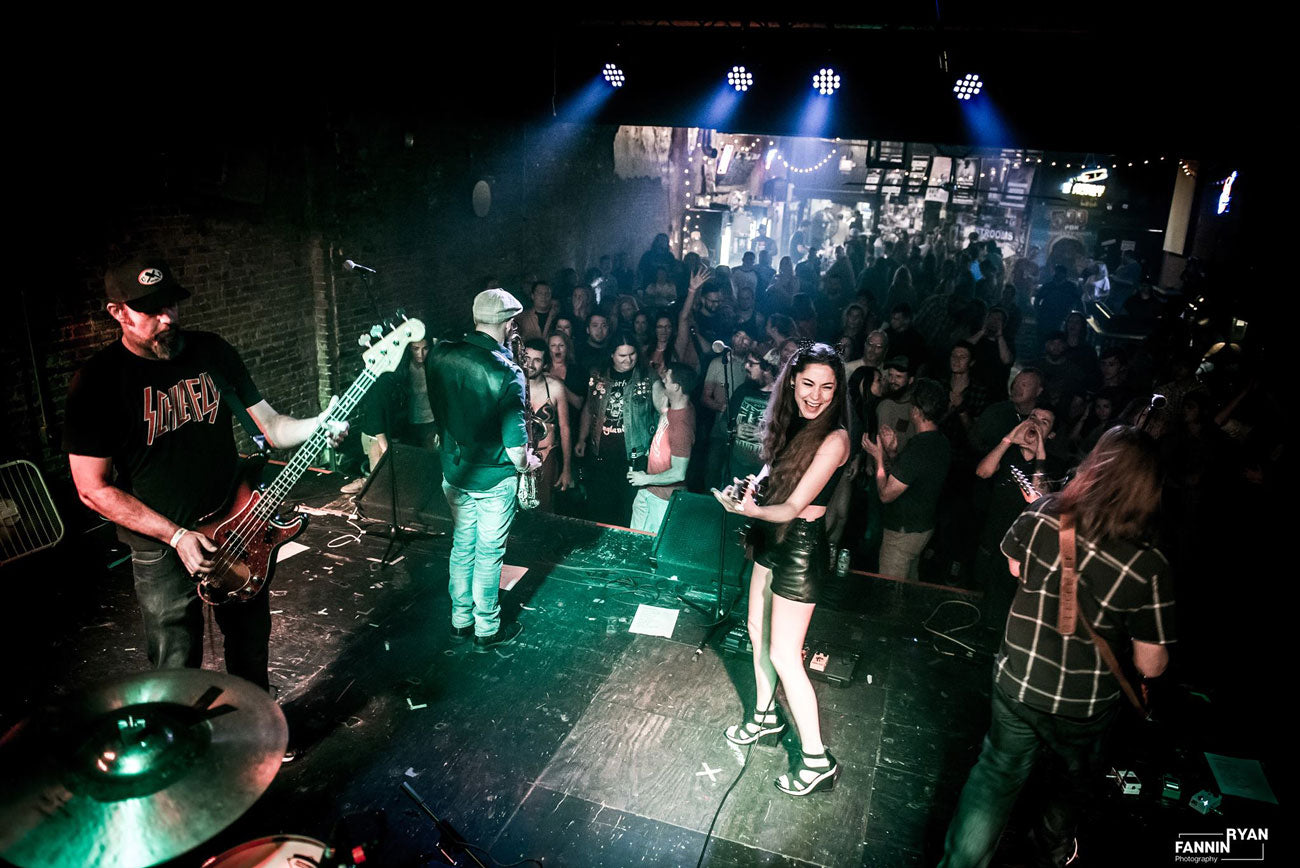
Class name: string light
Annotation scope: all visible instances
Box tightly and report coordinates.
[770,148,837,174]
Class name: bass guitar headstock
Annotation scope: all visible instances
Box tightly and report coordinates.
[1009,465,1043,503]
[712,473,763,510]
[359,310,425,375]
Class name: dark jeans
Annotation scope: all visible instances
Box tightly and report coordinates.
[583,452,635,527]
[131,546,272,691]
[938,686,1116,868]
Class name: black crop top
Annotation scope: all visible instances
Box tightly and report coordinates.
[780,416,846,508]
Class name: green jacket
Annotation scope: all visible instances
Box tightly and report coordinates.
[428,331,527,491]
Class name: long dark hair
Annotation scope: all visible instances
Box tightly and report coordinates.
[601,333,645,378]
[762,343,848,510]
[1056,425,1162,542]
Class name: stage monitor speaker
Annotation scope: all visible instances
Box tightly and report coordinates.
[356,444,445,530]
[651,491,748,589]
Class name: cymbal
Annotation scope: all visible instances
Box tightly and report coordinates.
[0,669,286,868]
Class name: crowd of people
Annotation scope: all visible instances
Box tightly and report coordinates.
[362,228,1265,599]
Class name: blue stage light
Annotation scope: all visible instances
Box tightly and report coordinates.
[953,73,983,100]
[812,67,841,96]
[727,65,753,92]
[602,63,626,88]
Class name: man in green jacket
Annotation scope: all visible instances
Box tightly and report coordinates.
[429,289,538,652]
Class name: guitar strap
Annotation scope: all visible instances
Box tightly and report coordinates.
[207,368,269,454]
[1057,511,1150,719]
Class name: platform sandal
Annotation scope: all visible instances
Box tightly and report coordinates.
[775,748,838,795]
[723,707,786,746]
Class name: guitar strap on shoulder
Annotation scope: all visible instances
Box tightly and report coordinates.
[1056,512,1079,635]
[1057,511,1150,719]
[207,368,269,454]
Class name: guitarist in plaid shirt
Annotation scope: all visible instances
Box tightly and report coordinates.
[939,426,1176,868]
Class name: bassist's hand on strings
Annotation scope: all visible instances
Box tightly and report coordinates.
[174,530,219,576]
[316,396,350,448]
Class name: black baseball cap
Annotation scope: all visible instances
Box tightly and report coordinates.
[105,258,191,314]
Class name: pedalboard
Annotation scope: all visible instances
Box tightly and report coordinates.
[720,624,860,687]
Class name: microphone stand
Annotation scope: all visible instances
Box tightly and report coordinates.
[691,353,743,649]
[714,346,734,622]
[347,256,426,567]
[689,349,744,659]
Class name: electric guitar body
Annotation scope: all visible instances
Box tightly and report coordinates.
[194,459,307,605]
[188,315,425,605]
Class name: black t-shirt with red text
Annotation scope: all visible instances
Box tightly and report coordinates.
[63,332,263,547]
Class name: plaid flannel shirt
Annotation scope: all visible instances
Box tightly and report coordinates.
[995,497,1176,718]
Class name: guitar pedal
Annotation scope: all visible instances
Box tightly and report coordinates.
[1110,768,1141,795]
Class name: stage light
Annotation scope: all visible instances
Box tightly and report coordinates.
[812,67,841,96]
[602,63,626,88]
[727,65,753,92]
[953,73,983,100]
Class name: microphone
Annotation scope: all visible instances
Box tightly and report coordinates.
[712,339,731,355]
[343,259,378,275]
[1136,392,1167,434]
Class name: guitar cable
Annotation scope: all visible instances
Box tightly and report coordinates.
[923,599,983,655]
[327,518,365,549]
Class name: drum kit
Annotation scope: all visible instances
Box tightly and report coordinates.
[0,669,323,868]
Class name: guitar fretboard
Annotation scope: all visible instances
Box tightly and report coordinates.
[252,368,379,521]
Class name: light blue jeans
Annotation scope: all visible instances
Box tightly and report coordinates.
[629,488,671,534]
[443,475,518,637]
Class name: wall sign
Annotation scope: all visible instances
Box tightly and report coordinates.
[1217,170,1238,215]
[1061,168,1109,198]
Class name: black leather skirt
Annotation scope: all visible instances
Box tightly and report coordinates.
[750,517,828,604]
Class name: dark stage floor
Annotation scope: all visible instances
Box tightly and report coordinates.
[1,470,1283,867]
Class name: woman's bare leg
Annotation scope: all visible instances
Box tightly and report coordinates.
[768,593,822,753]
[747,563,778,712]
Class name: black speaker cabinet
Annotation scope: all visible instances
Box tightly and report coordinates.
[651,490,748,590]
[356,444,445,529]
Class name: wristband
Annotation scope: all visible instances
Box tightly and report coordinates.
[169,527,189,549]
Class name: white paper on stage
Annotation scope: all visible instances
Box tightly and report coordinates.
[629,604,679,638]
[500,564,528,591]
[275,541,310,562]
[1204,752,1278,804]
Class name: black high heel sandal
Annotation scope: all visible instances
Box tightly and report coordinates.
[775,748,838,795]
[723,707,786,746]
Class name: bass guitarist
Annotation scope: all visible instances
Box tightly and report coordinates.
[65,257,348,699]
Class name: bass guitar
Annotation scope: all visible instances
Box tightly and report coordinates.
[194,315,425,605]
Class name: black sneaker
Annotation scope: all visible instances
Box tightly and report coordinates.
[450,624,474,641]
[473,621,523,653]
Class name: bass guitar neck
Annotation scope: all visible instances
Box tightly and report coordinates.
[195,316,425,605]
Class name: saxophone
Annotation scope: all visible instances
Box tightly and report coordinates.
[511,334,541,510]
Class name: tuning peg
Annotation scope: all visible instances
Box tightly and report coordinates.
[395,307,407,320]
[358,334,373,348]
[370,324,384,339]
[382,318,395,333]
